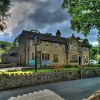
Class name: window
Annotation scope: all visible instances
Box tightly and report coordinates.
[53,54,58,62]
[10,52,18,57]
[82,47,88,52]
[42,53,49,60]
[42,41,48,48]
[45,42,48,46]
[54,43,58,48]
[32,52,35,59]
[70,55,78,62]
[83,56,88,64]
[69,45,78,50]
[62,44,66,53]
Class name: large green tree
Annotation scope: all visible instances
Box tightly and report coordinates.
[0,0,10,31]
[62,0,100,37]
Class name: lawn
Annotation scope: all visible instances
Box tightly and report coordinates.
[0,66,99,75]
[0,68,79,75]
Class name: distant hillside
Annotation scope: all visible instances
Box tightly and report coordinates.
[0,41,13,54]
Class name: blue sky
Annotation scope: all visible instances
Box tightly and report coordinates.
[0,0,98,45]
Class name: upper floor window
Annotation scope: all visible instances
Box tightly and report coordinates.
[82,47,88,52]
[69,45,78,50]
[45,42,48,46]
[62,44,66,53]
[42,41,48,48]
[54,43,58,48]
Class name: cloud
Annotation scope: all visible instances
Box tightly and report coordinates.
[0,0,98,45]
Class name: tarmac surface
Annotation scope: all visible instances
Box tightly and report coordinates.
[0,77,100,100]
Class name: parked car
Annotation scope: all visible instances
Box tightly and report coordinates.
[90,60,98,65]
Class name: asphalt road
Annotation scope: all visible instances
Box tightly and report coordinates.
[0,77,100,100]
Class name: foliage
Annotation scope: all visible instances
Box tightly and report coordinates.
[62,0,100,36]
[64,65,78,68]
[13,34,21,47]
[0,41,13,54]
[90,64,100,67]
[0,0,10,31]
[90,44,100,63]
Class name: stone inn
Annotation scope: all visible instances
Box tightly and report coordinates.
[1,30,90,67]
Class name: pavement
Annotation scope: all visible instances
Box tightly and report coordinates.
[0,77,100,100]
[8,89,64,100]
[0,67,33,72]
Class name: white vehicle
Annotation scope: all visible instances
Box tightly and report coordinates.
[90,60,98,65]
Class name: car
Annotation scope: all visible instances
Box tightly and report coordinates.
[90,60,98,65]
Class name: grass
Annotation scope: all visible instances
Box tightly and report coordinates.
[0,66,99,75]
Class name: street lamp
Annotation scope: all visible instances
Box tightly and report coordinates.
[34,34,38,72]
[32,30,40,72]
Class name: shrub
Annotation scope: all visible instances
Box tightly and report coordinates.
[64,65,78,68]
[90,64,100,67]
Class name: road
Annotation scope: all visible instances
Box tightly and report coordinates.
[0,77,100,100]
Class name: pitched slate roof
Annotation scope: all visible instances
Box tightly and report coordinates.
[67,34,90,47]
[21,30,67,44]
[20,30,90,47]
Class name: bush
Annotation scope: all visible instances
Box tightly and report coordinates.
[90,64,100,67]
[64,65,78,68]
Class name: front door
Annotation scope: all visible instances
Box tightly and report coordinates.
[79,56,81,65]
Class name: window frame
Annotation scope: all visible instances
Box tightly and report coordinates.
[53,54,58,62]
[42,53,49,60]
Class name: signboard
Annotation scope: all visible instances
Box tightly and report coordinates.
[29,59,35,66]
[42,60,50,66]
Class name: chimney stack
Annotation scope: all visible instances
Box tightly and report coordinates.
[56,30,61,38]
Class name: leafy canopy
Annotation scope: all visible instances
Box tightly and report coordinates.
[62,0,100,37]
[0,0,10,31]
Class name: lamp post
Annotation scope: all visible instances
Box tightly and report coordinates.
[32,30,40,72]
[34,35,38,72]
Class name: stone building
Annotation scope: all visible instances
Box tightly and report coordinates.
[67,34,90,65]
[1,47,20,64]
[17,30,90,66]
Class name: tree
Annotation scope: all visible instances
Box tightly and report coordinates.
[62,0,100,37]
[13,34,21,47]
[0,0,10,31]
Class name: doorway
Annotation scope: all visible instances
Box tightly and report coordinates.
[79,56,81,65]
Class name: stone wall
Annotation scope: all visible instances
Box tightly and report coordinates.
[0,68,100,90]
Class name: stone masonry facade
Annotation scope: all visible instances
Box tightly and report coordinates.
[18,30,90,66]
[1,30,90,66]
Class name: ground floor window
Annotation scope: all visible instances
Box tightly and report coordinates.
[70,55,78,62]
[53,54,58,62]
[42,53,49,60]
[83,56,88,64]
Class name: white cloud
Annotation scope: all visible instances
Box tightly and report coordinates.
[5,2,32,34]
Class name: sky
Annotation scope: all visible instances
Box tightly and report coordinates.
[0,0,99,45]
